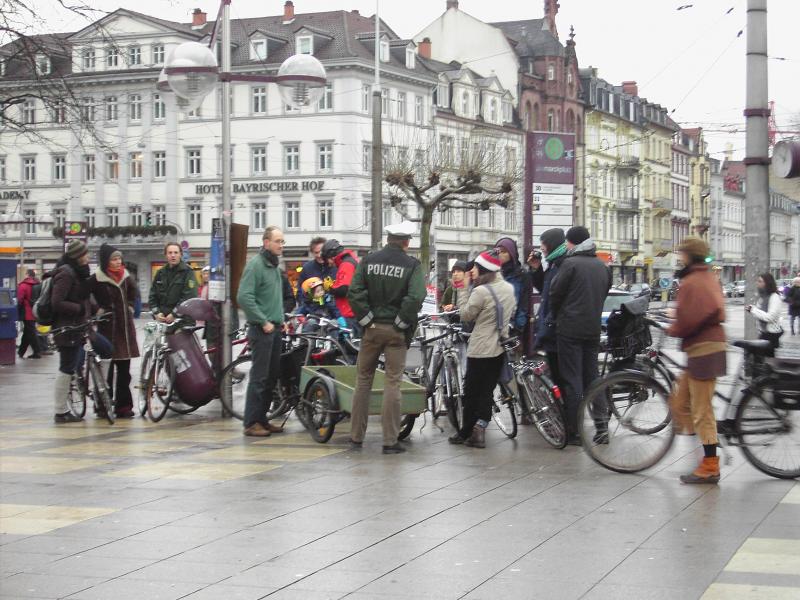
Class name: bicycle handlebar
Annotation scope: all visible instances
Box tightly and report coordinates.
[51,314,110,335]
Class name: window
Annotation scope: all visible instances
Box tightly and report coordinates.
[439,207,454,227]
[379,40,389,62]
[22,156,35,182]
[187,149,201,177]
[50,100,66,124]
[0,157,5,182]
[318,198,333,229]
[318,84,333,111]
[547,64,555,80]
[130,205,142,226]
[82,48,95,70]
[362,85,371,113]
[406,48,415,69]
[317,143,333,172]
[547,109,555,132]
[461,91,469,117]
[252,201,267,230]
[128,46,141,66]
[107,207,119,227]
[285,200,300,229]
[106,153,119,180]
[83,208,96,228]
[129,152,143,180]
[187,104,202,119]
[52,155,66,182]
[152,44,165,65]
[251,145,267,175]
[153,205,166,226]
[129,94,142,121]
[106,47,119,68]
[505,206,517,231]
[153,94,165,121]
[297,36,313,55]
[463,206,478,228]
[81,97,95,121]
[23,208,36,234]
[363,198,371,228]
[397,92,406,121]
[381,89,389,118]
[506,147,517,173]
[252,86,267,114]
[53,207,65,228]
[153,151,166,179]
[105,96,118,122]
[251,39,267,61]
[188,203,202,231]
[567,70,573,86]
[415,95,423,124]
[436,82,449,108]
[22,100,35,124]
[83,155,95,182]
[489,98,498,123]
[36,55,51,75]
[362,144,371,174]
[285,145,299,174]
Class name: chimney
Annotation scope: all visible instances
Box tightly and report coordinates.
[622,80,638,97]
[284,1,295,22]
[191,8,207,28]
[418,37,431,59]
[351,9,359,15]
[446,0,459,9]
[543,0,560,39]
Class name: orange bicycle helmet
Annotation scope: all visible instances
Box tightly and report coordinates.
[301,276,324,298]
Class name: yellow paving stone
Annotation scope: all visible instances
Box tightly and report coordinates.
[251,432,337,447]
[702,583,800,600]
[0,504,39,517]
[105,461,280,481]
[135,429,242,443]
[0,456,111,474]
[4,427,105,440]
[0,517,82,535]
[0,417,41,425]
[780,483,800,505]
[0,439,38,450]
[35,440,195,457]
[724,538,800,575]
[196,445,344,462]
[0,504,117,535]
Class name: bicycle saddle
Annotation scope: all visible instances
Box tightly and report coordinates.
[732,339,773,354]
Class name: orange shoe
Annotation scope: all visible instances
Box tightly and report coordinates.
[680,456,720,484]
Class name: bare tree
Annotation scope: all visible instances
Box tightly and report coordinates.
[383,130,520,271]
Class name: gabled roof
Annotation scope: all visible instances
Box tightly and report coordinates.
[490,19,564,58]
[68,8,204,41]
[293,25,334,40]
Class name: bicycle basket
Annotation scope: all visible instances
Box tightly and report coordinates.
[606,296,651,360]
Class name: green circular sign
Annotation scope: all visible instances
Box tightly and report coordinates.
[544,137,565,160]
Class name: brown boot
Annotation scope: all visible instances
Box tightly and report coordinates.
[680,456,720,484]
[264,422,284,434]
[464,425,486,448]
[244,423,271,437]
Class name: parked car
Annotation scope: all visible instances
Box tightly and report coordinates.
[733,280,746,298]
[722,282,736,298]
[627,282,651,298]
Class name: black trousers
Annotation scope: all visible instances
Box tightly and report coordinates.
[244,326,282,428]
[107,360,133,410]
[546,350,562,391]
[759,331,782,358]
[18,320,40,357]
[459,354,504,438]
[556,336,600,436]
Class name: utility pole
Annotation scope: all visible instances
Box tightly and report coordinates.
[220,0,233,403]
[743,0,770,339]
[370,0,383,251]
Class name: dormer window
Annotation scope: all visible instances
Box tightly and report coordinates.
[107,47,119,68]
[380,40,390,62]
[36,54,51,76]
[406,48,415,69]
[490,98,498,123]
[297,35,313,55]
[461,91,469,117]
[251,39,267,61]
[0,60,5,77]
[502,101,512,123]
[82,48,95,70]
[436,82,449,108]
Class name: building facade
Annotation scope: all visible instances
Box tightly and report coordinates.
[670,126,692,272]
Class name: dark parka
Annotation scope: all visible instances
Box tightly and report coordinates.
[148,261,198,317]
[89,247,140,360]
[50,262,92,348]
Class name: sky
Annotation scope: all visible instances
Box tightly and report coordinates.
[24,0,800,159]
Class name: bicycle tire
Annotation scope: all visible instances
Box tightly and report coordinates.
[167,400,200,415]
[520,372,567,449]
[578,370,674,474]
[609,363,673,435]
[136,353,151,417]
[735,387,800,480]
[443,355,463,432]
[302,379,336,443]
[89,361,114,424]
[146,357,172,422]
[398,414,417,440]
[219,355,251,420]
[492,383,518,439]
[68,372,87,418]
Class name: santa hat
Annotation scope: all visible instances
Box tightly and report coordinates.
[474,250,502,273]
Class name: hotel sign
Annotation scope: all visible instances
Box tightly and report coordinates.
[0,190,31,200]
[195,180,326,195]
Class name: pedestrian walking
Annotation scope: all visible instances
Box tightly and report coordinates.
[50,240,113,423]
[236,226,287,437]
[297,236,336,291]
[786,277,800,335]
[746,273,784,356]
[439,261,468,312]
[494,237,530,334]
[548,226,612,445]
[321,239,361,336]
[448,251,516,448]
[666,236,727,484]
[149,242,197,323]
[89,244,140,418]
[347,221,426,454]
[16,269,42,359]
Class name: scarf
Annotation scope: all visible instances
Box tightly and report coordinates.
[546,242,567,263]
[261,247,279,267]
[758,288,770,311]
[74,263,90,280]
[107,265,125,284]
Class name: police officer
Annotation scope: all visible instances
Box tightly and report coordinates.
[149,242,198,323]
[347,221,426,454]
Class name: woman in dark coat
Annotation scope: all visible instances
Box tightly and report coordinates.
[89,243,140,418]
[494,237,531,334]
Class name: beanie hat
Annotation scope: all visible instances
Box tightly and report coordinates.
[98,243,121,273]
[475,250,502,273]
[494,237,519,265]
[451,260,467,273]
[66,239,88,260]
[677,236,709,260]
[566,226,591,246]
[539,228,566,252]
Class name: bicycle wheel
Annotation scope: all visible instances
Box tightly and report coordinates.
[219,355,251,420]
[146,357,172,422]
[68,372,87,418]
[579,370,674,474]
[398,414,417,440]
[301,379,336,443]
[520,372,567,449]
[443,356,463,432]
[491,383,518,439]
[88,361,114,425]
[136,353,151,417]
[735,387,800,480]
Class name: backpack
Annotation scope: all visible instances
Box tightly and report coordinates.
[30,282,42,306]
[32,273,58,326]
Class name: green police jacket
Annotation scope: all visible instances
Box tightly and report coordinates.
[148,261,197,317]
[348,243,426,341]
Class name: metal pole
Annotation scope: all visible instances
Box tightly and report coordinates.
[743,0,770,339]
[220,0,233,403]
[370,0,383,251]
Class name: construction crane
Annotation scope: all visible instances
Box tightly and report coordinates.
[768,100,800,146]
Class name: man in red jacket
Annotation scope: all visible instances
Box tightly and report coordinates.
[16,269,42,359]
[321,239,361,337]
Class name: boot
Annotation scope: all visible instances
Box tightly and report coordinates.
[53,372,79,422]
[680,457,720,484]
[464,425,486,448]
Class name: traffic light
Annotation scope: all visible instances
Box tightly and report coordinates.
[144,211,152,226]
[704,255,714,264]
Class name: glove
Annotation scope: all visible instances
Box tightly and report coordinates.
[337,317,348,330]
[323,277,335,292]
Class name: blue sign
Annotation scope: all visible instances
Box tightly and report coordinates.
[659,278,670,290]
[208,218,225,302]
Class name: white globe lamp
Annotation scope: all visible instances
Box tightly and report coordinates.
[164,42,218,104]
[277,54,327,107]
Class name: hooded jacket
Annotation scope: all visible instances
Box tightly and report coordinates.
[16,276,39,321]
[549,238,613,341]
[50,258,92,348]
[496,237,530,331]
[330,249,359,318]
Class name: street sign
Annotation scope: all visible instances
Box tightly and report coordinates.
[180,240,190,250]
[533,183,573,195]
[533,193,573,206]
[63,221,88,252]
[659,277,670,289]
[532,204,573,216]
[208,218,225,302]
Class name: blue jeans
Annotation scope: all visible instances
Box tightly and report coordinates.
[244,325,282,428]
[58,332,113,375]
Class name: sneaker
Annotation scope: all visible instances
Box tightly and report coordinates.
[464,425,486,448]
[448,433,466,445]
[29,354,42,359]
[382,443,406,455]
[54,412,83,424]
[244,423,271,437]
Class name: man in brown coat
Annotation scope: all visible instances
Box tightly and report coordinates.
[667,237,727,484]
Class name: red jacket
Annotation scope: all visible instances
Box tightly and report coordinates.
[330,250,358,318]
[16,276,39,321]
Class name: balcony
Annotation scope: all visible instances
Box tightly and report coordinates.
[652,237,673,257]
[651,196,674,216]
[695,216,711,233]
[616,156,640,170]
[616,197,639,212]
[618,240,639,253]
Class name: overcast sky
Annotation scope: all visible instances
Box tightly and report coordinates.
[26,0,800,159]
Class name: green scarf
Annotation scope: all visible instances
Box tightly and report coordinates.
[546,242,567,262]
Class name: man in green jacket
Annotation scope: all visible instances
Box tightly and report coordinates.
[236,226,286,437]
[347,221,426,454]
[149,242,197,323]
